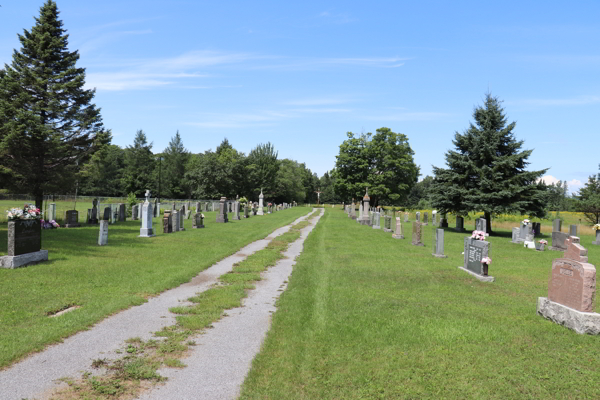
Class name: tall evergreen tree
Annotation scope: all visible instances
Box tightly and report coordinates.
[122,130,155,196]
[576,165,600,225]
[246,142,279,200]
[162,131,189,199]
[430,93,548,233]
[0,0,110,208]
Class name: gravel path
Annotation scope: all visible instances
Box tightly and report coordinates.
[0,210,319,400]
[136,208,323,400]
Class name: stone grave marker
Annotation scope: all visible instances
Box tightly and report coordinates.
[257,190,264,215]
[186,210,191,219]
[476,218,487,233]
[416,212,421,223]
[244,204,249,218]
[593,229,600,245]
[360,188,371,226]
[440,214,448,228]
[139,190,155,237]
[253,202,258,216]
[1,219,48,269]
[459,237,493,282]
[423,212,428,226]
[111,206,117,224]
[103,207,111,221]
[358,203,363,222]
[432,228,447,258]
[432,210,437,226]
[532,222,541,237]
[392,217,404,239]
[511,227,520,244]
[118,203,126,222]
[455,216,464,232]
[132,204,139,220]
[98,220,108,246]
[64,210,80,228]
[179,208,185,231]
[47,203,56,221]
[172,210,180,232]
[569,225,578,237]
[383,215,392,232]
[87,199,99,224]
[163,211,172,233]
[195,202,201,213]
[186,201,191,213]
[192,213,204,228]
[216,197,229,223]
[537,236,600,334]
[404,212,409,223]
[372,212,381,229]
[412,222,424,246]
[234,201,241,220]
[550,232,569,251]
[154,198,158,217]
[181,204,186,215]
[553,219,562,232]
[139,202,144,219]
[524,232,536,249]
[350,200,357,220]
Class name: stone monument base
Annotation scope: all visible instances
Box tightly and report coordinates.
[458,266,494,282]
[392,234,404,239]
[383,228,393,233]
[138,228,155,238]
[372,225,380,230]
[64,223,81,228]
[537,297,600,335]
[1,250,49,269]
[593,240,600,245]
[549,246,566,251]
[433,253,448,258]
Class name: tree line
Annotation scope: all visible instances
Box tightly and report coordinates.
[79,130,322,204]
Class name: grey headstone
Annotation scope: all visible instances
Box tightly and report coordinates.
[593,230,600,245]
[47,203,56,221]
[132,205,139,220]
[423,212,428,225]
[404,213,409,223]
[216,197,229,223]
[179,208,185,230]
[416,212,421,223]
[65,210,80,228]
[569,225,578,237]
[455,216,464,232]
[553,219,562,232]
[432,229,447,258]
[476,218,487,233]
[118,203,126,222]
[550,231,569,251]
[98,220,108,246]
[463,237,490,276]
[192,212,204,228]
[172,210,180,232]
[383,215,392,232]
[432,211,437,226]
[511,227,520,243]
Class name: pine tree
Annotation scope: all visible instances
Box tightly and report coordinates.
[162,131,189,199]
[0,1,110,208]
[430,93,548,234]
[122,130,155,196]
[577,165,600,225]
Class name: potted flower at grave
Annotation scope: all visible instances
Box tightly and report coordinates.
[481,257,492,276]
[471,230,487,241]
[5,204,43,256]
[536,239,547,251]
[593,224,600,245]
[522,219,530,225]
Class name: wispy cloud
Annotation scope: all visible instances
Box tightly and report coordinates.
[364,112,450,122]
[510,95,600,107]
[185,111,290,129]
[317,10,356,24]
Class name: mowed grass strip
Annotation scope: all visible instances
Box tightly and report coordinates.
[0,207,310,369]
[240,210,600,399]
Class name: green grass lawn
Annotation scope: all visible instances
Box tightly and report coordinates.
[240,209,600,399]
[0,207,310,369]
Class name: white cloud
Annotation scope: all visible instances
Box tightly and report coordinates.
[539,175,560,185]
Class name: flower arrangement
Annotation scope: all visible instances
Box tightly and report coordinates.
[41,219,60,229]
[521,219,530,225]
[593,224,600,231]
[539,239,548,245]
[471,230,487,241]
[481,257,492,265]
[268,202,273,206]
[6,204,42,221]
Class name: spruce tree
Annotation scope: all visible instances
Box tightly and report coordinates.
[0,1,109,208]
[430,94,548,234]
[162,131,189,199]
[122,130,155,196]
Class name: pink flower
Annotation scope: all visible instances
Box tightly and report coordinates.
[481,257,492,265]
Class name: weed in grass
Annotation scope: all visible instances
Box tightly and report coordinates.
[91,358,108,369]
[164,358,186,368]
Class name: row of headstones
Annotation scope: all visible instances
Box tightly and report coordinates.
[347,199,600,334]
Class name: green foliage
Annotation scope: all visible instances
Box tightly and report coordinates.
[0,0,110,208]
[122,130,155,197]
[79,144,125,196]
[126,192,137,216]
[161,131,190,199]
[318,170,338,204]
[334,128,419,206]
[546,180,569,211]
[430,93,548,233]
[406,176,434,209]
[274,159,307,204]
[576,165,600,225]
[246,142,279,200]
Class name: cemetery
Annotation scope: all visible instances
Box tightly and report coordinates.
[1,2,600,399]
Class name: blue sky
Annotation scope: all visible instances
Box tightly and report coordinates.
[1,1,599,193]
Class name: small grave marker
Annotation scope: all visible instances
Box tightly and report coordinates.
[392,217,404,239]
[412,222,424,246]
